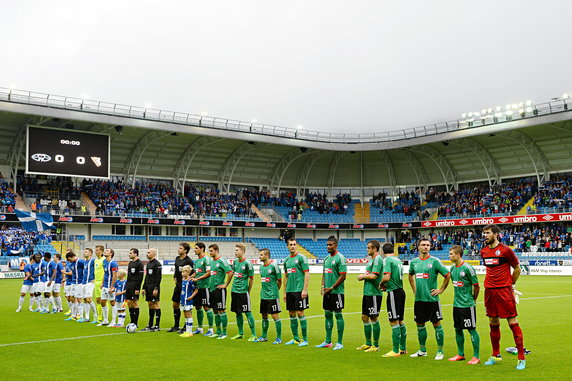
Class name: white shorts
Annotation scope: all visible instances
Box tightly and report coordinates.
[74,284,85,299]
[52,283,61,294]
[44,282,54,293]
[64,284,72,297]
[31,283,39,294]
[182,304,194,312]
[20,284,33,294]
[37,282,47,293]
[84,283,95,298]
[101,287,115,301]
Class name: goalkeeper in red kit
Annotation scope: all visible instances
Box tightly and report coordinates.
[480,224,526,370]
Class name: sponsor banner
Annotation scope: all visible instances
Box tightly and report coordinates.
[422,212,572,228]
[120,218,133,224]
[346,258,368,264]
[0,271,25,279]
[523,260,559,266]
[526,266,572,276]
[174,220,186,225]
[0,215,6,221]
[90,217,104,223]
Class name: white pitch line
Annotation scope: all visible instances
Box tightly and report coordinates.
[1,294,570,348]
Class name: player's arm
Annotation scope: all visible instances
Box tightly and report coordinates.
[379,271,391,289]
[302,269,310,299]
[48,266,56,285]
[135,263,144,295]
[431,272,451,296]
[110,269,118,292]
[24,269,32,281]
[248,276,254,293]
[221,271,233,289]
[282,272,288,302]
[325,272,346,295]
[189,287,198,300]
[472,283,480,301]
[408,273,416,295]
[360,272,378,281]
[153,264,162,296]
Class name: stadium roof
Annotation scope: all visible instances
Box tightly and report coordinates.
[1,88,572,193]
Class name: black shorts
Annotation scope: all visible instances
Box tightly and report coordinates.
[286,292,309,311]
[362,295,382,317]
[171,284,182,303]
[125,283,140,301]
[386,288,406,321]
[414,301,443,324]
[323,293,345,311]
[231,292,251,313]
[453,306,477,330]
[144,284,160,302]
[210,288,227,311]
[260,299,281,315]
[195,288,211,308]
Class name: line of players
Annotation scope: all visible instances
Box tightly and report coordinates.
[16,224,526,370]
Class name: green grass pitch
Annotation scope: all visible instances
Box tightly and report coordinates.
[1,275,571,380]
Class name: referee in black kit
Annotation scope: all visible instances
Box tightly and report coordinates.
[126,248,144,327]
[168,242,194,333]
[142,248,162,332]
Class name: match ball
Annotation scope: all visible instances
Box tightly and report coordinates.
[126,323,137,333]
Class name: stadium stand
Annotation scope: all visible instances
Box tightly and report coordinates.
[0,227,54,256]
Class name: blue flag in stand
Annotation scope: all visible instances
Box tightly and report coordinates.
[14,209,55,232]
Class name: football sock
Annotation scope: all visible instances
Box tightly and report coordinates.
[90,302,96,320]
[262,318,269,338]
[206,309,214,328]
[44,296,50,310]
[148,309,155,327]
[110,304,117,324]
[290,316,300,341]
[155,308,161,327]
[220,312,228,334]
[196,309,204,328]
[173,308,181,328]
[48,296,55,311]
[102,306,109,323]
[55,296,62,311]
[392,324,401,352]
[29,296,34,309]
[455,328,465,356]
[335,312,344,344]
[399,323,407,351]
[246,312,256,336]
[78,302,84,317]
[417,325,428,352]
[236,313,244,335]
[363,322,372,346]
[96,303,103,321]
[133,307,140,326]
[299,316,308,341]
[214,313,221,334]
[118,311,126,326]
[469,328,480,358]
[489,324,501,356]
[84,303,90,319]
[372,321,381,347]
[18,296,25,309]
[129,308,135,324]
[435,325,444,351]
[509,323,525,360]
[324,310,334,343]
[275,318,282,339]
[186,317,193,333]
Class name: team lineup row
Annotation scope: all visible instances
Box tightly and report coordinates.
[16,224,527,370]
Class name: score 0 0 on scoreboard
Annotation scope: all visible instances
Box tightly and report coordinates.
[26,126,110,179]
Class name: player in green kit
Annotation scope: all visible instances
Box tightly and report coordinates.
[356,240,383,353]
[379,242,407,357]
[256,248,282,344]
[208,244,233,339]
[448,245,480,365]
[408,238,450,360]
[191,242,214,336]
[228,243,257,341]
[283,238,310,346]
[316,236,347,351]
[93,245,105,322]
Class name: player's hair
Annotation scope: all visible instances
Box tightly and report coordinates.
[29,255,36,262]
[417,237,431,246]
[118,269,127,277]
[44,252,51,259]
[235,243,246,254]
[367,240,380,252]
[382,242,394,254]
[483,224,500,235]
[65,251,76,260]
[55,254,61,260]
[182,265,192,274]
[208,243,219,252]
[107,248,115,257]
[179,242,191,254]
[130,248,139,255]
[327,235,338,244]
[260,248,271,258]
[84,248,93,254]
[95,245,104,252]
[286,237,297,244]
[450,245,463,256]
[195,242,206,251]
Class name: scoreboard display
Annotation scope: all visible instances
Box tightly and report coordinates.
[26,126,110,178]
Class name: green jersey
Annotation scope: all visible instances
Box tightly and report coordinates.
[232,258,254,294]
[363,254,383,296]
[450,261,479,308]
[323,252,348,294]
[94,257,104,283]
[383,255,404,292]
[408,255,449,302]
[209,256,232,291]
[260,261,282,300]
[194,255,211,289]
[283,253,309,293]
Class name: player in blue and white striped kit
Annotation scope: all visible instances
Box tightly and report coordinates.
[180,265,198,338]
[113,270,128,327]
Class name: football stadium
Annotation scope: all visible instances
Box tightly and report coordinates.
[2,2,572,380]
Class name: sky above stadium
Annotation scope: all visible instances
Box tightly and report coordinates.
[2,0,571,134]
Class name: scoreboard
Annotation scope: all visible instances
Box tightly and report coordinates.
[26,126,110,178]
